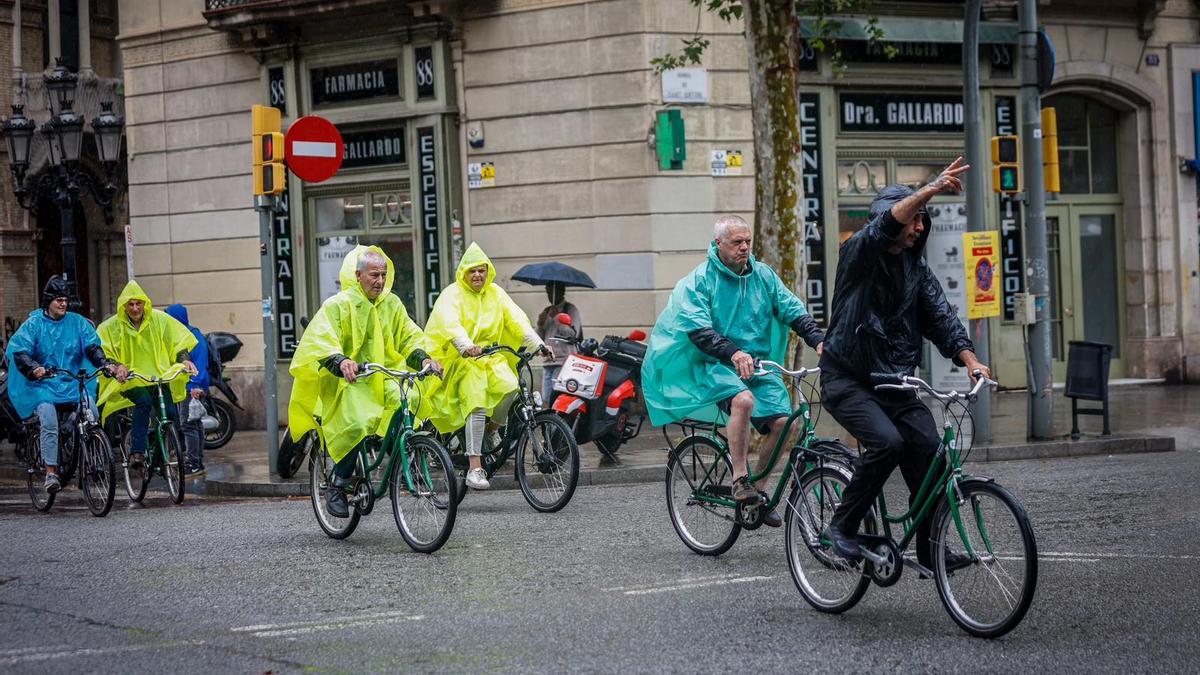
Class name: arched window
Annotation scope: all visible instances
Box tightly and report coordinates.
[1042,94,1119,194]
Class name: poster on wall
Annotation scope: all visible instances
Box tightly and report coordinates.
[925,201,971,393]
[964,231,1003,319]
[317,236,359,303]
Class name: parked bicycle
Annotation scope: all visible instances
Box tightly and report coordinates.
[17,368,116,516]
[307,363,457,552]
[786,371,1037,638]
[665,361,854,556]
[111,369,188,505]
[440,344,580,513]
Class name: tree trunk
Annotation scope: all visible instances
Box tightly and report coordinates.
[743,0,804,290]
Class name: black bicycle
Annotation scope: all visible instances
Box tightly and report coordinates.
[18,368,116,517]
[440,345,580,513]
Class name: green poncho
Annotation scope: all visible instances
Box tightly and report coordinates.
[642,242,811,426]
[288,246,428,462]
[423,243,534,433]
[96,281,198,423]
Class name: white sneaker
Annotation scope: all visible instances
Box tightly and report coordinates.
[465,467,490,490]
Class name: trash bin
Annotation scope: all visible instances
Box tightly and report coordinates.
[1065,340,1113,438]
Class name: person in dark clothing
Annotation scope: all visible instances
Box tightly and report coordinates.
[819,157,991,572]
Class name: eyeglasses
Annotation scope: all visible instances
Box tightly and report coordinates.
[50,297,69,304]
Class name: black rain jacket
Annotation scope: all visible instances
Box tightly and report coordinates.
[822,184,973,380]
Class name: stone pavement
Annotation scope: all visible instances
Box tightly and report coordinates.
[190,382,1183,497]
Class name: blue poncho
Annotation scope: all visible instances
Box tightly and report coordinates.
[642,242,811,426]
[4,309,103,419]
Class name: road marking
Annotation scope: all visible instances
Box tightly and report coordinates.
[0,642,189,666]
[602,573,745,593]
[231,610,424,638]
[617,575,774,597]
[1039,551,1200,561]
[291,141,338,157]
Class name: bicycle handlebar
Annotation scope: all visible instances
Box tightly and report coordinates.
[477,344,546,361]
[43,367,109,382]
[872,370,997,402]
[356,362,440,382]
[754,359,819,379]
[127,369,187,385]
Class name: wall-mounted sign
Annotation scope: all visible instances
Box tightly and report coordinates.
[415,46,435,100]
[965,231,1003,319]
[995,95,1023,320]
[710,150,742,176]
[467,162,495,188]
[662,68,708,104]
[417,126,442,314]
[273,190,298,357]
[342,126,406,169]
[840,93,964,133]
[800,93,827,326]
[310,58,400,107]
[268,66,286,112]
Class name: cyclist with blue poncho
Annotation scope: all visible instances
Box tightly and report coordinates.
[642,215,824,527]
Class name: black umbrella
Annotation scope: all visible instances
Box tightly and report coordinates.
[511,262,596,288]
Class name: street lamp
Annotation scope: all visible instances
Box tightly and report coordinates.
[0,61,124,309]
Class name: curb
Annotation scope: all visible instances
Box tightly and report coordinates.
[199,433,1174,499]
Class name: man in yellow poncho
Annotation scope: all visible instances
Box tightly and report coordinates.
[288,246,441,518]
[424,243,550,491]
[97,281,199,469]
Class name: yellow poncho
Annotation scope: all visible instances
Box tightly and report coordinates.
[423,243,535,433]
[288,246,428,462]
[97,281,198,423]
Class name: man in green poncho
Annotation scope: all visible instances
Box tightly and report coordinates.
[288,246,441,518]
[643,215,825,526]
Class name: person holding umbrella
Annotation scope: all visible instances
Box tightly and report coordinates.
[512,262,595,403]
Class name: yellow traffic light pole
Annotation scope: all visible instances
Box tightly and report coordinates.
[252,104,283,470]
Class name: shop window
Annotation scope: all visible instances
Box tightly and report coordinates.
[1043,94,1120,195]
[838,206,873,244]
[838,160,886,196]
[896,163,944,189]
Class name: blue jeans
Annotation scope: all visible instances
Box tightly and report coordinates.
[35,396,97,468]
[125,386,178,456]
[178,400,204,469]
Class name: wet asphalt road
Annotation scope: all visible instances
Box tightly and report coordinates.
[0,449,1197,674]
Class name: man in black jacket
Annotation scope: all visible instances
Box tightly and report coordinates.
[819,157,991,571]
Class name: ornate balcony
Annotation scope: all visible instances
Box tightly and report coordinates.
[203,0,460,32]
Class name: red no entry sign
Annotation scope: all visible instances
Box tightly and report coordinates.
[285,115,344,183]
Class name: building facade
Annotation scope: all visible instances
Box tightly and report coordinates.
[98,0,1200,428]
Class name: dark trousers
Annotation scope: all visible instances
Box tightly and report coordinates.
[819,364,943,547]
[125,386,179,455]
[333,444,362,480]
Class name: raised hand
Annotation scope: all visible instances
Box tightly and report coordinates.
[929,156,970,195]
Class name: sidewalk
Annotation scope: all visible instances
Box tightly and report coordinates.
[194,382,1183,497]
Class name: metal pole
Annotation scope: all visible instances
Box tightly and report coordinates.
[256,194,280,473]
[57,168,80,308]
[963,0,991,442]
[1019,0,1053,439]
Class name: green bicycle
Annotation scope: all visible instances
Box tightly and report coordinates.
[306,362,458,553]
[665,361,854,556]
[115,369,188,505]
[787,371,1037,638]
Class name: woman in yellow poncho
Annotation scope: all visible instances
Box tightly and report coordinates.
[96,280,199,467]
[424,243,549,490]
[288,245,440,518]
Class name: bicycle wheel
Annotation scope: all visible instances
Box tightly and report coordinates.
[161,423,186,504]
[515,412,579,513]
[80,429,116,517]
[931,480,1038,638]
[277,429,315,479]
[203,397,236,450]
[391,435,457,553]
[118,425,149,504]
[22,435,55,513]
[665,436,740,556]
[309,443,361,540]
[785,466,870,613]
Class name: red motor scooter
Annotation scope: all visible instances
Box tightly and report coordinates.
[546,314,647,459]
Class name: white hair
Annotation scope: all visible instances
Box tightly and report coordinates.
[357,250,387,272]
[713,215,751,240]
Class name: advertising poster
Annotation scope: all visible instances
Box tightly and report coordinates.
[964,231,1003,319]
[925,202,971,393]
[317,236,359,303]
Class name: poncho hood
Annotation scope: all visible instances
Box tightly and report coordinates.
[116,280,154,332]
[164,303,189,326]
[869,184,932,255]
[339,244,396,304]
[455,242,497,294]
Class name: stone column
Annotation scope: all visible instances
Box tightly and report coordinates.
[48,0,61,64]
[77,0,91,74]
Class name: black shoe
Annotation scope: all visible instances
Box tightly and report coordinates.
[326,483,350,518]
[761,509,782,528]
[826,519,862,560]
[918,547,974,578]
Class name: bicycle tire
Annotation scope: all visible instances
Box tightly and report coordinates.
[785,465,871,613]
[309,444,360,539]
[665,435,741,556]
[203,397,236,450]
[515,412,580,513]
[277,429,315,479]
[931,479,1038,638]
[22,435,55,513]
[80,429,116,517]
[118,424,149,504]
[391,434,457,553]
[160,423,186,504]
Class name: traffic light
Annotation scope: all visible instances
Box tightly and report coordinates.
[251,104,285,196]
[990,135,1020,194]
[1042,107,1061,193]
